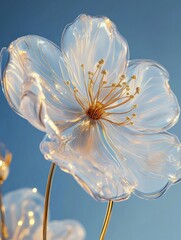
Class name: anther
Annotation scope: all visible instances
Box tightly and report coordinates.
[81,64,84,68]
[133,104,138,108]
[120,74,126,79]
[74,88,78,93]
[99,59,104,65]
[88,71,93,77]
[131,75,137,80]
[132,113,136,117]
[130,95,134,99]
[136,87,140,94]
[101,70,107,75]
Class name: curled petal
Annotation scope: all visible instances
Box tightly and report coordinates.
[103,122,181,199]
[61,14,129,95]
[1,35,83,132]
[41,119,132,201]
[109,60,180,132]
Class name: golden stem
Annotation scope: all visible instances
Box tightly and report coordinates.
[43,163,56,240]
[42,163,113,240]
[0,185,8,240]
[99,201,114,240]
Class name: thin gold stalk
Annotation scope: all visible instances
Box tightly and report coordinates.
[43,163,56,240]
[0,186,8,240]
[99,201,114,240]
[42,162,113,240]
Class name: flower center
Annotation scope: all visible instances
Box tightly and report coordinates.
[64,59,140,126]
[86,102,105,120]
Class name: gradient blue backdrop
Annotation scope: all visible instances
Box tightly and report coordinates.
[1,0,181,239]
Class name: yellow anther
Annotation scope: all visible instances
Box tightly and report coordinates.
[122,82,127,86]
[126,116,131,120]
[74,88,78,93]
[131,75,137,80]
[130,121,134,125]
[112,83,116,87]
[126,92,130,96]
[130,95,134,99]
[88,71,93,77]
[103,80,107,84]
[65,81,70,85]
[132,113,136,117]
[120,74,126,79]
[101,70,107,75]
[81,64,84,68]
[136,87,140,94]
[98,59,104,65]
[126,86,130,91]
[133,104,138,108]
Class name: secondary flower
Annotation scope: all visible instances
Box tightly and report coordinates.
[3,188,86,239]
[0,143,12,184]
[1,14,181,201]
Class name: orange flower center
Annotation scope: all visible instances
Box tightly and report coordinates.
[86,102,105,120]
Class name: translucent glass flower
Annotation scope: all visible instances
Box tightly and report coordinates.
[3,188,86,239]
[1,14,181,202]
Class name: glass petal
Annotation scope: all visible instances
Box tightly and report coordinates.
[61,14,129,94]
[3,188,44,239]
[41,118,132,201]
[104,121,181,199]
[34,220,86,240]
[1,36,83,132]
[108,60,180,132]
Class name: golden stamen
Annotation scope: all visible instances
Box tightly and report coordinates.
[64,59,140,125]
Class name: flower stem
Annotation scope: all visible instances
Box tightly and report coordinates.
[43,163,56,240]
[43,163,114,240]
[99,201,114,240]
[0,185,8,240]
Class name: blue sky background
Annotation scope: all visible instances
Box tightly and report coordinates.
[0,0,181,239]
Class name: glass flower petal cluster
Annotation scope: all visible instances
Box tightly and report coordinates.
[1,14,181,201]
[3,188,86,239]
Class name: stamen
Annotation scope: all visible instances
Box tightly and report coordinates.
[64,59,140,126]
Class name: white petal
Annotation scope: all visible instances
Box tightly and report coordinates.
[34,220,86,240]
[103,121,181,199]
[61,14,129,94]
[2,35,83,132]
[124,60,179,132]
[41,119,132,201]
[4,188,44,239]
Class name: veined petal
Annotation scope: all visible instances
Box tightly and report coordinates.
[109,60,180,132]
[103,122,181,199]
[1,35,83,132]
[61,14,129,95]
[40,118,132,202]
